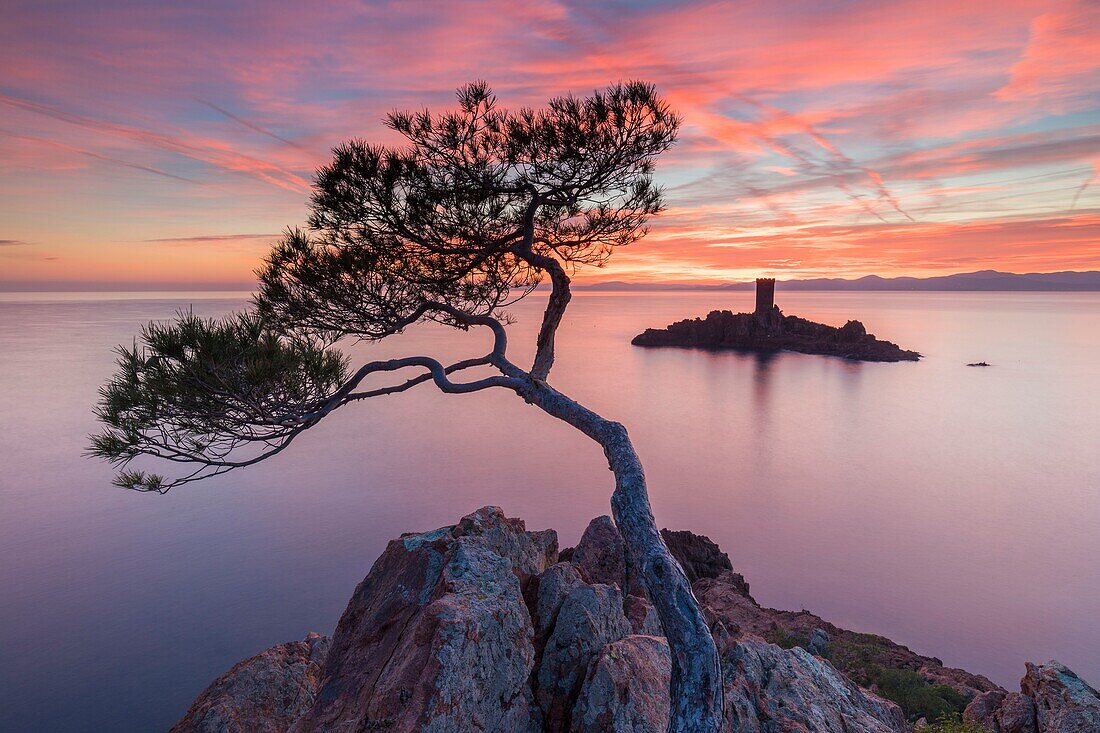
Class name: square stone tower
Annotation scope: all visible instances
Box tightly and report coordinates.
[755,278,776,314]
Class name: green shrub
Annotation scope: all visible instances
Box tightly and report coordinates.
[768,631,973,723]
[872,668,970,722]
[922,713,990,733]
[764,628,808,650]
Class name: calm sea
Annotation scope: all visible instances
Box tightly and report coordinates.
[1,290,1098,732]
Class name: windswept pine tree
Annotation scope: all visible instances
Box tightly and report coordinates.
[90,82,722,731]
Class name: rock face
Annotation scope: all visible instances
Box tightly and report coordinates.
[292,506,555,733]
[536,582,631,731]
[1023,661,1100,732]
[531,561,586,643]
[660,528,734,583]
[808,628,831,657]
[176,508,1098,733]
[967,660,1100,733]
[965,690,1038,733]
[170,633,330,733]
[1020,660,1100,726]
[624,594,664,636]
[632,307,920,362]
[570,635,672,733]
[570,515,626,588]
[722,637,907,733]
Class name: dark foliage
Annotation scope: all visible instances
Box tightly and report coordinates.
[90,82,680,491]
[255,80,678,342]
[923,715,991,733]
[90,311,346,491]
[871,668,970,723]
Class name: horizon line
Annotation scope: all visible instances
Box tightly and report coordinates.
[4,268,1100,294]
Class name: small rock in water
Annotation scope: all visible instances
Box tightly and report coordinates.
[632,308,921,362]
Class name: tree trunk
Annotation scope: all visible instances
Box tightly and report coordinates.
[516,379,724,733]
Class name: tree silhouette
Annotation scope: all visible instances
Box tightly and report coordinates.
[90,82,722,731]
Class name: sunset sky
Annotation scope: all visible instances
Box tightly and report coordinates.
[1,0,1098,288]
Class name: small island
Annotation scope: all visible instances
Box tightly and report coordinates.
[632,278,921,362]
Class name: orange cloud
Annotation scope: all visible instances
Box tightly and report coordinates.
[996,1,1100,108]
[0,0,1097,287]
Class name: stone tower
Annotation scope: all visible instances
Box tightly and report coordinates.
[755,278,776,314]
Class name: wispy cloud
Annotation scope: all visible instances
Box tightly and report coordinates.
[1,129,198,183]
[142,233,278,244]
[0,0,1097,284]
[194,98,304,149]
[0,93,310,192]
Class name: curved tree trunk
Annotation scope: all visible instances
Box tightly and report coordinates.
[515,379,724,732]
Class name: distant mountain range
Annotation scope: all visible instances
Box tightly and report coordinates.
[578,270,1100,292]
[3,270,1099,293]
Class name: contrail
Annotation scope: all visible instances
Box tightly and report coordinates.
[0,128,197,183]
[1069,165,1097,211]
[195,98,305,149]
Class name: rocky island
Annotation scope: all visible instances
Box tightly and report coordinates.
[171,506,1098,733]
[632,278,921,362]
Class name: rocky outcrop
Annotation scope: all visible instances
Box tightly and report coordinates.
[722,637,907,732]
[632,307,920,362]
[570,635,672,733]
[531,562,586,643]
[694,570,997,700]
[660,528,735,583]
[1023,661,1100,732]
[536,582,631,731]
[808,628,831,658]
[291,506,554,733]
[569,515,626,588]
[965,690,1038,733]
[170,633,330,733]
[176,508,1097,733]
[967,660,1100,733]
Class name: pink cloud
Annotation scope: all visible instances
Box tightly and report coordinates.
[0,0,1097,284]
[996,1,1100,108]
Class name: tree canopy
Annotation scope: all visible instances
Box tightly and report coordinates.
[90,81,681,492]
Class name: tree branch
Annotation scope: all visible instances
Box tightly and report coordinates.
[515,242,572,380]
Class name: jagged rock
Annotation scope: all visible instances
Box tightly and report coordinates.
[808,628,831,657]
[694,571,763,635]
[170,633,330,733]
[624,594,664,636]
[1021,661,1100,733]
[532,562,586,642]
[454,504,558,585]
[569,515,626,589]
[965,661,1100,733]
[965,690,1038,733]
[291,506,552,733]
[570,635,671,733]
[964,690,1006,729]
[722,636,907,732]
[660,528,734,583]
[536,582,631,732]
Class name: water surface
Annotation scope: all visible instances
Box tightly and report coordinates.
[1,290,1097,731]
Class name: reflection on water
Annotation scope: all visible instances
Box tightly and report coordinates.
[1,290,1098,731]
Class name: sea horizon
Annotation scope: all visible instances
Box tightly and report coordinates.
[3,289,1097,730]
